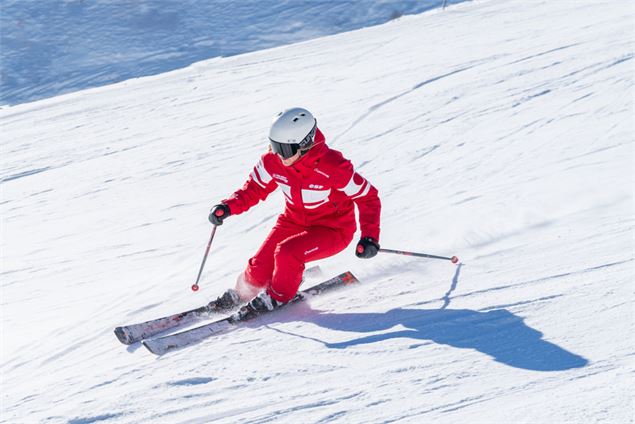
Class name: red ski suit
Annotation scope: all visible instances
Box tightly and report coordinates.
[223,128,381,302]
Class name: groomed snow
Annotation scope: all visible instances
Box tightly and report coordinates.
[1,0,633,422]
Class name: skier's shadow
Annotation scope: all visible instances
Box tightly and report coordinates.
[274,265,588,372]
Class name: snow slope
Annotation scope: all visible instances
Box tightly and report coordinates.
[1,0,634,422]
[1,0,463,106]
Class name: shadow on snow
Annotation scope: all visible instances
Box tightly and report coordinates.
[273,264,588,372]
[302,307,588,372]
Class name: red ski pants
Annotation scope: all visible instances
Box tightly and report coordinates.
[241,217,354,302]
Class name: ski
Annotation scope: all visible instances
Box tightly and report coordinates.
[114,299,234,345]
[142,271,359,355]
[114,265,323,345]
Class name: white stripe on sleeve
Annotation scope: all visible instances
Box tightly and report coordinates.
[351,182,371,200]
[341,173,368,198]
[251,160,273,188]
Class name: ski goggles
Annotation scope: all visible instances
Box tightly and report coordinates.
[270,140,301,159]
[269,122,317,159]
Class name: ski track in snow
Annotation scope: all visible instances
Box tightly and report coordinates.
[1,0,634,423]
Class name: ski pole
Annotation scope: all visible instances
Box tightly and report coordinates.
[379,248,459,264]
[191,225,218,292]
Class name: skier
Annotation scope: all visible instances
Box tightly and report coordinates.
[210,107,381,314]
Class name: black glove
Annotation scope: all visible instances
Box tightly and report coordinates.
[356,237,380,259]
[209,204,231,226]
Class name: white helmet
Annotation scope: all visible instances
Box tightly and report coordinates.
[268,107,317,158]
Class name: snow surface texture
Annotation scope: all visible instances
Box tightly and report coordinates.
[0,0,463,106]
[1,0,634,422]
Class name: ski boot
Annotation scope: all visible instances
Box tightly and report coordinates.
[232,291,281,321]
[208,288,241,313]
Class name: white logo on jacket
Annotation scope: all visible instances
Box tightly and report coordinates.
[314,169,330,178]
[304,247,319,255]
[273,173,288,183]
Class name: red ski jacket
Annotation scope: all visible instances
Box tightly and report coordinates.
[223,128,381,241]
